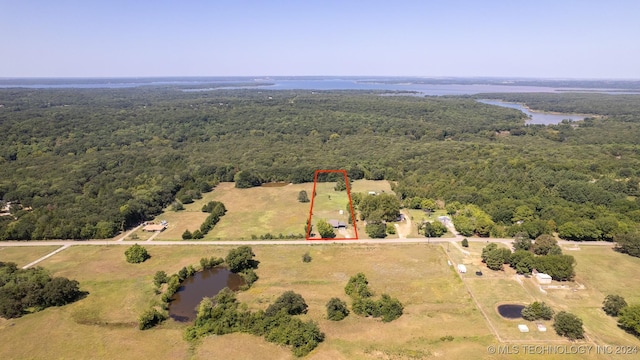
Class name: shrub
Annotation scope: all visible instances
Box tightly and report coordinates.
[521,301,554,321]
[618,304,640,336]
[345,273,372,299]
[240,268,259,288]
[326,297,349,321]
[125,244,150,264]
[181,229,192,240]
[603,294,628,317]
[461,238,469,247]
[553,311,584,340]
[153,271,168,287]
[225,246,257,273]
[386,223,396,234]
[138,308,167,330]
[302,252,312,263]
[265,291,308,316]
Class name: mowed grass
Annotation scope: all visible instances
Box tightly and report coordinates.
[0,244,493,360]
[0,246,62,268]
[309,182,355,239]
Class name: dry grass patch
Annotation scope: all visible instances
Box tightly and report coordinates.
[0,245,62,267]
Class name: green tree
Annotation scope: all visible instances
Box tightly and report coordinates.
[614,232,640,258]
[553,311,585,340]
[297,190,310,203]
[225,246,257,273]
[603,294,628,317]
[386,223,396,235]
[513,233,532,251]
[534,254,576,281]
[181,229,193,240]
[344,273,372,299]
[618,304,640,336]
[265,291,308,316]
[461,238,469,247]
[138,307,167,330]
[316,219,336,238]
[521,301,554,321]
[125,244,150,264]
[153,271,168,287]
[366,222,387,239]
[532,234,559,255]
[485,249,505,270]
[378,293,404,322]
[326,297,349,321]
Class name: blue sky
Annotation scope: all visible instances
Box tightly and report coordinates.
[1,0,639,78]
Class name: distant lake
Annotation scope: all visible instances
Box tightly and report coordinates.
[0,77,631,96]
[477,99,586,125]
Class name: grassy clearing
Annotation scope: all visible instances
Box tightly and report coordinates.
[0,244,492,359]
[1,243,638,359]
[0,245,62,268]
[309,182,356,239]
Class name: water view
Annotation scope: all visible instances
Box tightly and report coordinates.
[477,99,586,125]
[168,267,245,322]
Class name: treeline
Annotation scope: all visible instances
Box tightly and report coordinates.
[1,88,640,240]
[0,262,83,318]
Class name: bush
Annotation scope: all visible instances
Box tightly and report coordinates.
[603,294,628,317]
[302,252,312,263]
[345,273,372,299]
[240,268,259,288]
[225,246,257,273]
[138,307,167,330]
[378,294,404,322]
[181,229,192,240]
[125,244,150,264]
[153,271,168,287]
[618,304,640,336]
[386,223,396,234]
[297,190,310,203]
[461,238,469,247]
[521,301,554,321]
[553,311,584,340]
[265,291,308,317]
[365,222,387,238]
[326,297,349,321]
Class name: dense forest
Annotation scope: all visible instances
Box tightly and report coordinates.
[0,88,639,240]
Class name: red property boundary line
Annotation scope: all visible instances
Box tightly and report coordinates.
[306,170,359,240]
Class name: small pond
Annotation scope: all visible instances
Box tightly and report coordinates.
[261,182,289,187]
[497,304,525,319]
[169,267,245,322]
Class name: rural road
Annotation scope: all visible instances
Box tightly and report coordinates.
[3,236,614,269]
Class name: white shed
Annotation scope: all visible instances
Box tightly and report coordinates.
[457,264,467,273]
[535,273,552,284]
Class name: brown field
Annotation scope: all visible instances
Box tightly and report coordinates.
[1,237,639,359]
[0,245,63,267]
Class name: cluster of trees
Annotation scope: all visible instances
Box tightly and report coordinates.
[481,236,576,281]
[0,262,83,319]
[1,88,640,241]
[182,201,227,239]
[603,294,640,338]
[125,244,150,263]
[351,193,401,238]
[185,288,324,357]
[316,219,336,238]
[344,273,404,322]
[140,247,256,330]
[418,221,447,238]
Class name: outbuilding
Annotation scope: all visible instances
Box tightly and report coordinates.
[535,273,552,284]
[457,264,467,273]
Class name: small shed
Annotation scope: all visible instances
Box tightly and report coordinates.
[457,264,467,273]
[518,324,529,332]
[535,273,552,284]
[536,323,547,332]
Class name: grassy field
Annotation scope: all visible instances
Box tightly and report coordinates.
[0,245,63,267]
[140,180,397,241]
[1,243,638,359]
